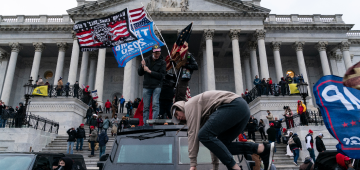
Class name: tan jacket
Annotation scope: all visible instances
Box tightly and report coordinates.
[171,90,240,167]
[89,129,98,141]
[266,113,274,121]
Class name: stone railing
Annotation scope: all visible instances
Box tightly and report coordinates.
[0,15,73,24]
[265,14,344,24]
[347,30,360,37]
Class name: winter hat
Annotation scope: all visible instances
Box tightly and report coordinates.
[319,133,324,137]
[305,156,312,161]
[283,128,287,133]
[270,123,274,127]
[93,114,97,117]
[309,129,313,134]
[343,61,360,90]
[90,126,94,129]
[80,123,84,127]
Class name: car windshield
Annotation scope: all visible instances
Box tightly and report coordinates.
[117,137,173,164]
[0,155,33,170]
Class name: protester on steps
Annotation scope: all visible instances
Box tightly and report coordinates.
[259,119,267,141]
[289,133,302,166]
[65,82,70,97]
[299,156,314,170]
[306,130,316,162]
[85,107,93,125]
[315,133,326,153]
[171,90,275,170]
[89,114,98,132]
[98,129,109,159]
[266,110,274,125]
[266,123,277,153]
[66,127,76,154]
[138,44,166,125]
[102,116,110,134]
[247,115,257,141]
[273,117,283,144]
[297,100,307,126]
[88,126,97,157]
[74,81,79,98]
[111,114,120,136]
[119,96,125,113]
[105,99,111,114]
[125,100,133,117]
[285,131,294,157]
[97,115,103,134]
[76,124,86,151]
[261,78,267,95]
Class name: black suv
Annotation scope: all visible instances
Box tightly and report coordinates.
[98,125,253,170]
[0,152,86,170]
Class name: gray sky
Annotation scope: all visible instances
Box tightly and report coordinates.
[1,0,359,29]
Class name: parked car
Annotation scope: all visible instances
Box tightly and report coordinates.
[0,152,86,170]
[98,125,254,170]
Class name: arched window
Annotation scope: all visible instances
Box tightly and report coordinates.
[286,70,295,78]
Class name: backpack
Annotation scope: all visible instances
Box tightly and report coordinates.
[253,118,259,131]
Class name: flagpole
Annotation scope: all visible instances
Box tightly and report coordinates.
[128,8,145,61]
[141,3,178,76]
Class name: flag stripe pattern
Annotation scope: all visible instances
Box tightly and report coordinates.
[129,7,146,23]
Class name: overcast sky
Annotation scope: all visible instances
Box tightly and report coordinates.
[1,0,359,29]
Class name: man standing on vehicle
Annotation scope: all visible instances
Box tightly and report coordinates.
[138,44,166,125]
[171,90,275,170]
[306,129,316,162]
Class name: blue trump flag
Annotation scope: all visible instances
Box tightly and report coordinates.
[313,75,360,158]
[112,22,164,67]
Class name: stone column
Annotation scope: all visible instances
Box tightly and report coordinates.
[328,51,339,76]
[204,29,216,90]
[94,49,106,105]
[87,52,97,89]
[79,51,89,86]
[1,43,22,104]
[54,43,68,85]
[0,52,9,97]
[339,41,352,70]
[68,34,80,84]
[255,29,270,79]
[293,42,310,92]
[270,41,284,81]
[201,47,207,92]
[248,41,259,83]
[229,29,243,95]
[30,43,46,80]
[243,51,252,90]
[122,59,137,102]
[315,41,331,75]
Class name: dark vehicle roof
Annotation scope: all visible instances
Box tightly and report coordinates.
[0,152,63,156]
[119,125,187,134]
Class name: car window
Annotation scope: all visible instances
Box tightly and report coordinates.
[0,155,33,170]
[32,156,51,170]
[117,137,173,164]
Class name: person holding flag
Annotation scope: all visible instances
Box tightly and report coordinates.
[138,44,166,126]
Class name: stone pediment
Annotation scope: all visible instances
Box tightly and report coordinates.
[67,0,270,15]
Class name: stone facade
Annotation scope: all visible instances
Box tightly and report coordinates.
[0,0,359,108]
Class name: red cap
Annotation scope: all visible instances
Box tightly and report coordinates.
[344,156,351,161]
[309,129,313,133]
[283,128,287,132]
[90,126,94,129]
[270,123,274,126]
[80,123,84,126]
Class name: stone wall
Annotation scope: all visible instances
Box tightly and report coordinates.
[0,128,57,152]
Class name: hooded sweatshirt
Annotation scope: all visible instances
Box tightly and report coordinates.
[335,153,355,170]
[59,157,73,170]
[297,100,307,114]
[105,100,111,108]
[171,90,240,167]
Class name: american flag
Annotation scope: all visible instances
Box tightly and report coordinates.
[73,8,138,51]
[129,7,147,23]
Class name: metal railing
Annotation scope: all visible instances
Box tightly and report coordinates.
[244,84,293,104]
[281,110,324,130]
[2,111,59,134]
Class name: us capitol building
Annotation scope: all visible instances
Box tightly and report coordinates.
[0,0,359,108]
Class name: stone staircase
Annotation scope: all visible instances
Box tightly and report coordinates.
[40,113,118,170]
[248,131,299,170]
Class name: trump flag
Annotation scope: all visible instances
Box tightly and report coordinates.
[313,75,360,158]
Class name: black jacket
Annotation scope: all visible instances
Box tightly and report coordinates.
[89,117,97,127]
[285,76,293,84]
[315,136,326,152]
[74,83,79,90]
[67,129,77,142]
[138,55,166,89]
[0,104,5,116]
[178,53,198,80]
[274,120,282,128]
[133,100,139,108]
[290,135,302,149]
[266,127,277,141]
[76,127,86,139]
[247,118,258,132]
[86,108,93,117]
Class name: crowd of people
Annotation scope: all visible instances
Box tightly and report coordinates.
[0,100,25,128]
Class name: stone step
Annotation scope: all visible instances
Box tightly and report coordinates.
[52,139,115,142]
[274,155,300,160]
[47,143,114,146]
[44,145,114,149]
[275,164,299,170]
[273,158,297,163]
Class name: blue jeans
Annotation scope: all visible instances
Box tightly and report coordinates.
[142,87,161,126]
[76,138,84,151]
[198,98,259,169]
[86,116,91,124]
[99,146,106,158]
[308,148,316,162]
[2,119,6,128]
[293,149,300,164]
[275,128,281,143]
[268,140,276,153]
[0,115,2,128]
[67,142,75,154]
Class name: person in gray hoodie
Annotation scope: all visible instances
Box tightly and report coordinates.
[171,90,275,170]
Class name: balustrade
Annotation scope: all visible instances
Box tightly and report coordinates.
[0,15,73,23]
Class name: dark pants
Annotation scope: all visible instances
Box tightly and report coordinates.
[300,113,308,126]
[308,148,316,162]
[120,104,124,113]
[57,89,62,96]
[126,108,132,117]
[268,84,273,95]
[281,86,286,96]
[259,127,267,140]
[174,80,188,102]
[284,117,289,129]
[198,98,259,170]
[248,131,255,141]
[275,128,281,143]
[293,149,299,164]
[90,141,95,155]
[106,108,110,114]
[159,100,173,119]
[74,90,79,98]
[256,85,262,96]
[288,118,294,128]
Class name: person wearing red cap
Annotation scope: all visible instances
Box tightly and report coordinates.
[335,153,355,170]
[306,129,316,162]
[138,44,166,125]
[76,123,86,151]
[267,123,277,152]
[88,126,97,157]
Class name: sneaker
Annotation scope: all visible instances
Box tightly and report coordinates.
[259,142,275,170]
[293,162,298,166]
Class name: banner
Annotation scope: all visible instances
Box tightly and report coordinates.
[73,8,138,51]
[32,86,48,96]
[91,90,98,100]
[112,22,164,67]
[289,83,300,94]
[313,75,360,159]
